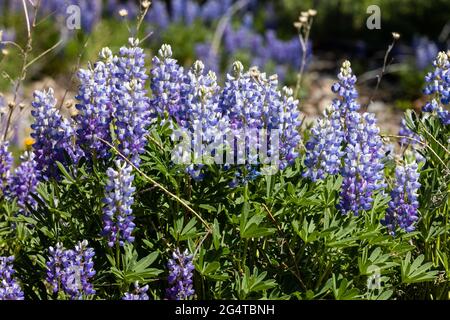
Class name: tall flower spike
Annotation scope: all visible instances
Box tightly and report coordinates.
[5,152,39,216]
[46,243,65,294]
[75,48,116,160]
[150,44,184,119]
[123,282,149,300]
[113,38,151,166]
[31,89,82,179]
[0,141,13,194]
[303,103,345,181]
[166,249,195,300]
[0,256,24,300]
[338,112,386,215]
[102,160,136,247]
[382,162,421,235]
[422,51,449,125]
[178,60,227,180]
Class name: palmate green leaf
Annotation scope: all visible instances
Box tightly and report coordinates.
[240,215,276,239]
[329,274,360,300]
[401,252,438,284]
[235,266,277,299]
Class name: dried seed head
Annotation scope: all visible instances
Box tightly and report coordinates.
[293,22,303,29]
[119,9,128,17]
[142,0,151,9]
[308,9,317,16]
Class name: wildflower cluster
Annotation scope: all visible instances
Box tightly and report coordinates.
[150,46,302,181]
[166,249,195,300]
[45,241,96,300]
[0,256,24,300]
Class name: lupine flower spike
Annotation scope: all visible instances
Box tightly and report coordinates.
[166,249,195,300]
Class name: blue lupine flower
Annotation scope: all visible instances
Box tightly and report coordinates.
[145,0,170,29]
[338,112,386,215]
[46,243,65,294]
[166,249,195,300]
[0,256,24,300]
[303,104,345,181]
[75,48,116,160]
[150,44,185,119]
[113,38,151,166]
[5,152,39,216]
[304,60,385,215]
[422,52,449,125]
[31,89,82,179]
[0,141,13,194]
[382,162,421,235]
[102,160,136,247]
[46,241,96,300]
[412,36,439,71]
[123,282,149,300]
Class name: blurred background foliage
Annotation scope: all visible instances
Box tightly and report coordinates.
[0,0,449,113]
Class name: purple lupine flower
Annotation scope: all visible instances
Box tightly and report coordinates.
[412,36,439,71]
[382,162,421,235]
[331,60,361,134]
[219,62,302,180]
[102,160,136,247]
[422,52,449,125]
[166,249,195,300]
[75,48,116,160]
[46,243,65,294]
[338,112,386,215]
[303,104,345,181]
[177,60,226,180]
[5,152,39,216]
[278,87,302,169]
[150,44,184,118]
[145,0,170,28]
[123,282,149,300]
[31,89,82,179]
[113,38,151,166]
[0,256,24,300]
[46,241,96,300]
[195,42,220,74]
[0,141,13,194]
